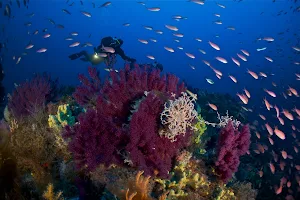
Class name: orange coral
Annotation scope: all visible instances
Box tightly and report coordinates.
[125,171,151,200]
[125,171,168,200]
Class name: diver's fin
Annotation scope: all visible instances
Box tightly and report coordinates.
[68,52,83,60]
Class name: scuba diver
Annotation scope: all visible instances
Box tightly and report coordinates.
[68,36,136,66]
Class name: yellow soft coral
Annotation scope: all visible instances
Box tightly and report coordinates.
[43,183,64,200]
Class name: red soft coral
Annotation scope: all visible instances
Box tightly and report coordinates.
[66,65,190,177]
[214,121,251,182]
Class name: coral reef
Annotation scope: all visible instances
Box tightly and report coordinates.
[1,65,256,199]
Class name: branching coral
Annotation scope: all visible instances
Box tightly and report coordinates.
[7,74,57,121]
[73,66,101,107]
[125,171,151,200]
[160,92,198,142]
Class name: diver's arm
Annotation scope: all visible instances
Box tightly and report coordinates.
[116,48,135,62]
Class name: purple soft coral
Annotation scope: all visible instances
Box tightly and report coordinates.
[64,108,126,171]
[126,93,191,178]
[73,66,101,107]
[65,65,190,177]
[8,74,57,120]
[214,121,251,183]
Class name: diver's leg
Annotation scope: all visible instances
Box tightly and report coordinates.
[68,50,87,60]
[79,51,90,62]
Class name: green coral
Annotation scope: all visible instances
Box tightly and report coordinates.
[155,159,209,199]
[48,104,75,131]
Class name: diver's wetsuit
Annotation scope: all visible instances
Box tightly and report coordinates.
[95,36,136,62]
[68,36,136,63]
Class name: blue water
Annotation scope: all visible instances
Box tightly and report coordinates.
[1,0,298,95]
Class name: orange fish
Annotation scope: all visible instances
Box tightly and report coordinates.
[256,132,261,139]
[259,72,267,78]
[264,89,276,97]
[208,41,220,50]
[244,89,251,98]
[259,114,266,120]
[210,66,222,76]
[247,69,258,79]
[274,105,280,117]
[237,93,248,104]
[269,163,276,174]
[185,52,195,59]
[231,57,240,67]
[268,137,274,145]
[215,56,227,63]
[165,24,178,31]
[293,107,300,117]
[282,109,294,120]
[288,86,298,97]
[277,117,284,125]
[264,98,271,110]
[241,49,250,56]
[237,53,247,61]
[265,123,273,135]
[274,127,285,140]
[294,146,299,153]
[281,150,288,159]
[208,103,218,111]
[164,46,175,53]
[229,75,237,83]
